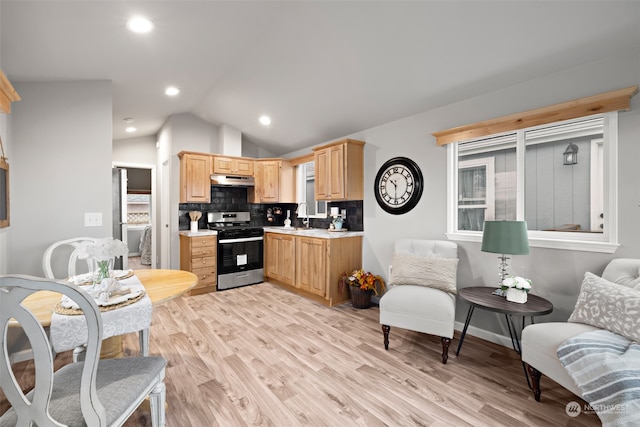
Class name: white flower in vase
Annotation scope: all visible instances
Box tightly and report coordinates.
[502,275,532,303]
[76,238,129,285]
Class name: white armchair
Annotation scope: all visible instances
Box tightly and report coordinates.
[379,240,458,364]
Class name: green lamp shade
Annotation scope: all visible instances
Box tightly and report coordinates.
[481,221,530,255]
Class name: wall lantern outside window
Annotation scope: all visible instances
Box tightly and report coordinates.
[563,142,579,165]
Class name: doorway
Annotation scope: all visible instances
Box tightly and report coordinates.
[112,163,156,269]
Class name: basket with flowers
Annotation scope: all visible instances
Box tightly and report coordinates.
[338,269,386,308]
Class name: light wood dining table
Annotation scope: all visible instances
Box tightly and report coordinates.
[21,269,198,358]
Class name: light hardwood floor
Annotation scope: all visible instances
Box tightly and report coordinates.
[3,282,600,426]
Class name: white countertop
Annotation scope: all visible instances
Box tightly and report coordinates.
[179,230,218,237]
[263,226,364,239]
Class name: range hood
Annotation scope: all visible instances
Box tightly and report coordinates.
[210,174,255,187]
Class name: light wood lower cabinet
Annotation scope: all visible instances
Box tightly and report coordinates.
[264,232,362,306]
[296,237,326,296]
[265,233,295,286]
[180,234,217,295]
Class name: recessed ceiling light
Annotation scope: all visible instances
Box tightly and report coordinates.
[123,117,134,124]
[164,86,180,96]
[259,115,271,126]
[125,126,137,133]
[126,16,154,34]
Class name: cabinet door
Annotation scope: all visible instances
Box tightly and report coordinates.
[328,144,345,200]
[265,233,294,285]
[278,234,295,285]
[265,233,278,278]
[314,149,329,200]
[212,156,254,176]
[235,158,254,176]
[296,237,326,296]
[259,160,280,203]
[212,156,234,175]
[181,154,211,203]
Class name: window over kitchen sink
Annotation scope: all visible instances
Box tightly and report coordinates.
[296,161,327,218]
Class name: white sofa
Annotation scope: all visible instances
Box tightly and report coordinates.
[521,258,640,401]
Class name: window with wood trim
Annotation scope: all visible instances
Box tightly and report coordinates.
[447,113,618,253]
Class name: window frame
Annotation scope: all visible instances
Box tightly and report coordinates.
[446,112,619,253]
[296,161,327,219]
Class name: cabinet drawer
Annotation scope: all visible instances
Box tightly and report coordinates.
[191,237,216,249]
[191,256,216,268]
[192,267,216,288]
[190,247,216,258]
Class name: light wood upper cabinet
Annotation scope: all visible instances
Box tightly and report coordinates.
[265,233,295,286]
[178,152,212,203]
[212,155,254,176]
[313,139,365,201]
[248,159,295,203]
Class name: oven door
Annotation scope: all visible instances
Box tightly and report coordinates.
[217,236,264,276]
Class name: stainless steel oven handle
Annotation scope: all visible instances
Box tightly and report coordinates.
[218,236,264,244]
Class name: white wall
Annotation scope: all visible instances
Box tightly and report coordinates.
[286,47,640,341]
[363,48,640,336]
[158,113,219,268]
[242,138,277,158]
[112,135,157,165]
[9,81,112,275]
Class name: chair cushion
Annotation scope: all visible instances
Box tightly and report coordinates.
[568,272,640,342]
[522,322,599,397]
[0,356,166,427]
[379,285,456,338]
[389,253,458,294]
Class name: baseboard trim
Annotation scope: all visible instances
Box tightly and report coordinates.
[454,321,513,349]
[10,349,34,364]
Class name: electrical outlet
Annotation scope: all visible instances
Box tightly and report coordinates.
[84,212,102,227]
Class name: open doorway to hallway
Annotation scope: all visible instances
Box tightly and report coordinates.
[112,163,156,270]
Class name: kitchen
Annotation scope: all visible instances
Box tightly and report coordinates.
[177,139,366,305]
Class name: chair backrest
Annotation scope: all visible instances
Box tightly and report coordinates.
[394,239,458,259]
[602,258,640,289]
[0,275,106,426]
[42,237,98,279]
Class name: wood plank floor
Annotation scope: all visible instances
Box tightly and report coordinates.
[3,282,600,426]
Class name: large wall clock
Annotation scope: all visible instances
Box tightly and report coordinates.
[374,157,424,215]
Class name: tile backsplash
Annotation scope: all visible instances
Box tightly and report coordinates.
[179,186,363,231]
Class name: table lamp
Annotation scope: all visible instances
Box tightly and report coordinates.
[481,220,530,294]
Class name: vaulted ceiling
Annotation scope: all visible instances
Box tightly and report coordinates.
[2,1,639,155]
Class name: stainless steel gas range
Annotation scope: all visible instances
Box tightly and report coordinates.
[207,211,264,290]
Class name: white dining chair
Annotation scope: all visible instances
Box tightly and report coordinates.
[42,236,98,280]
[0,275,166,426]
[42,237,150,362]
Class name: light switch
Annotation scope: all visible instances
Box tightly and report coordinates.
[84,212,102,227]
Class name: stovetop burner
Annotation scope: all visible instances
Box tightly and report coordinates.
[206,211,263,239]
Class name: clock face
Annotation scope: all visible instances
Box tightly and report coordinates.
[374,157,423,215]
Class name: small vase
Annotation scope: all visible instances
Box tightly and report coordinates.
[94,259,113,286]
[506,288,528,304]
[350,286,372,309]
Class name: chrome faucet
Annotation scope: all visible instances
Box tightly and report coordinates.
[297,202,310,228]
